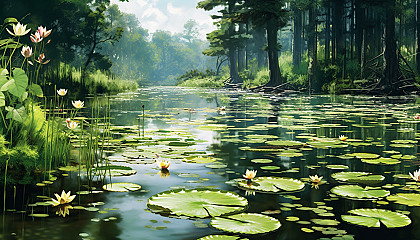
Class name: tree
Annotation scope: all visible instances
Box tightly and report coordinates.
[183,19,200,44]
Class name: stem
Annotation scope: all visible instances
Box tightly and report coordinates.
[5,37,20,70]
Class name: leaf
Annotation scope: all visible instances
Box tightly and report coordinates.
[3,68,28,98]
[330,185,390,199]
[331,172,385,185]
[387,193,420,206]
[5,104,26,122]
[147,188,248,218]
[0,92,4,107]
[197,236,248,240]
[102,182,141,192]
[342,209,411,228]
[28,84,43,97]
[93,165,137,176]
[3,18,18,24]
[210,213,281,234]
[237,177,305,193]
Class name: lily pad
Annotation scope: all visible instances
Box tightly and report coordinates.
[361,157,401,165]
[197,236,249,240]
[102,183,141,192]
[330,185,390,199]
[237,177,305,193]
[210,213,281,234]
[326,165,349,170]
[347,153,380,159]
[147,189,248,218]
[387,193,420,206]
[342,208,411,228]
[93,165,137,177]
[331,172,385,185]
[266,140,305,148]
[251,159,273,164]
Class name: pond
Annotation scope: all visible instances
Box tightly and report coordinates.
[1,87,420,240]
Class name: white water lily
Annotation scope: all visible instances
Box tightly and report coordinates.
[57,88,68,96]
[6,22,31,36]
[72,100,84,109]
[51,190,76,206]
[37,26,52,38]
[66,120,78,130]
[409,169,420,182]
[338,135,348,141]
[243,169,257,180]
[21,46,32,58]
[309,175,323,183]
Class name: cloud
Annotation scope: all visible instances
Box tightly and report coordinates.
[167,2,183,16]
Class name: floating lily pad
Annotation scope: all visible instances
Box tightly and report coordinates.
[147,189,248,218]
[238,177,305,193]
[260,166,281,171]
[183,157,217,164]
[251,159,273,164]
[276,152,303,157]
[361,157,401,165]
[266,140,305,148]
[330,185,390,199]
[93,165,137,176]
[210,213,281,234]
[102,183,141,192]
[310,218,340,226]
[342,209,411,228]
[197,235,249,240]
[387,193,420,206]
[326,165,349,170]
[331,172,385,185]
[347,153,380,159]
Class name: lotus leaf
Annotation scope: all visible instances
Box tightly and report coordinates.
[330,185,390,199]
[238,177,305,193]
[197,236,249,240]
[147,189,248,218]
[331,172,385,185]
[342,208,411,228]
[361,157,401,165]
[102,183,141,192]
[265,140,304,148]
[210,213,281,234]
[387,193,420,206]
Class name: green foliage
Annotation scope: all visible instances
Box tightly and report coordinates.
[177,69,224,88]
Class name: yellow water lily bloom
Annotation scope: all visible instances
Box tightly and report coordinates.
[309,175,323,183]
[57,89,67,96]
[6,22,31,36]
[56,204,73,217]
[338,135,348,141]
[51,190,76,206]
[243,169,257,180]
[409,169,420,182]
[157,160,170,170]
[72,100,84,109]
[158,169,170,178]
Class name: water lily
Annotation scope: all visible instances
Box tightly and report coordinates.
[72,100,84,109]
[157,160,170,170]
[21,46,32,58]
[243,169,257,180]
[37,26,52,38]
[56,204,72,217]
[51,190,76,206]
[66,120,78,130]
[158,169,170,178]
[30,31,43,43]
[309,175,323,183]
[338,135,348,141]
[409,169,420,182]
[219,106,226,111]
[57,89,68,96]
[414,114,420,120]
[6,22,31,36]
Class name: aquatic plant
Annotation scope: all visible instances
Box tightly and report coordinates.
[409,169,420,182]
[51,190,76,206]
[338,135,348,141]
[6,22,31,36]
[243,169,257,180]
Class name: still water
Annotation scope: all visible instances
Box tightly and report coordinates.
[1,87,420,240]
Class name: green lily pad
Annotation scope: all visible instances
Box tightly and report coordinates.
[260,166,281,171]
[330,185,390,199]
[310,218,340,226]
[197,236,249,240]
[93,165,137,177]
[210,213,281,234]
[361,157,401,165]
[147,189,248,218]
[102,183,141,192]
[276,152,303,157]
[238,177,305,193]
[342,208,411,228]
[387,193,420,206]
[331,172,385,185]
[251,159,273,164]
[326,165,349,170]
[347,153,380,159]
[266,140,305,148]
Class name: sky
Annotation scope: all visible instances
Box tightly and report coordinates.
[110,0,219,39]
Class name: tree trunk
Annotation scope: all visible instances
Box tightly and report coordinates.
[355,0,364,64]
[254,26,266,69]
[325,1,331,63]
[238,23,246,71]
[334,0,345,75]
[383,0,399,93]
[292,6,302,67]
[265,16,283,87]
[308,3,318,91]
[417,0,420,73]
